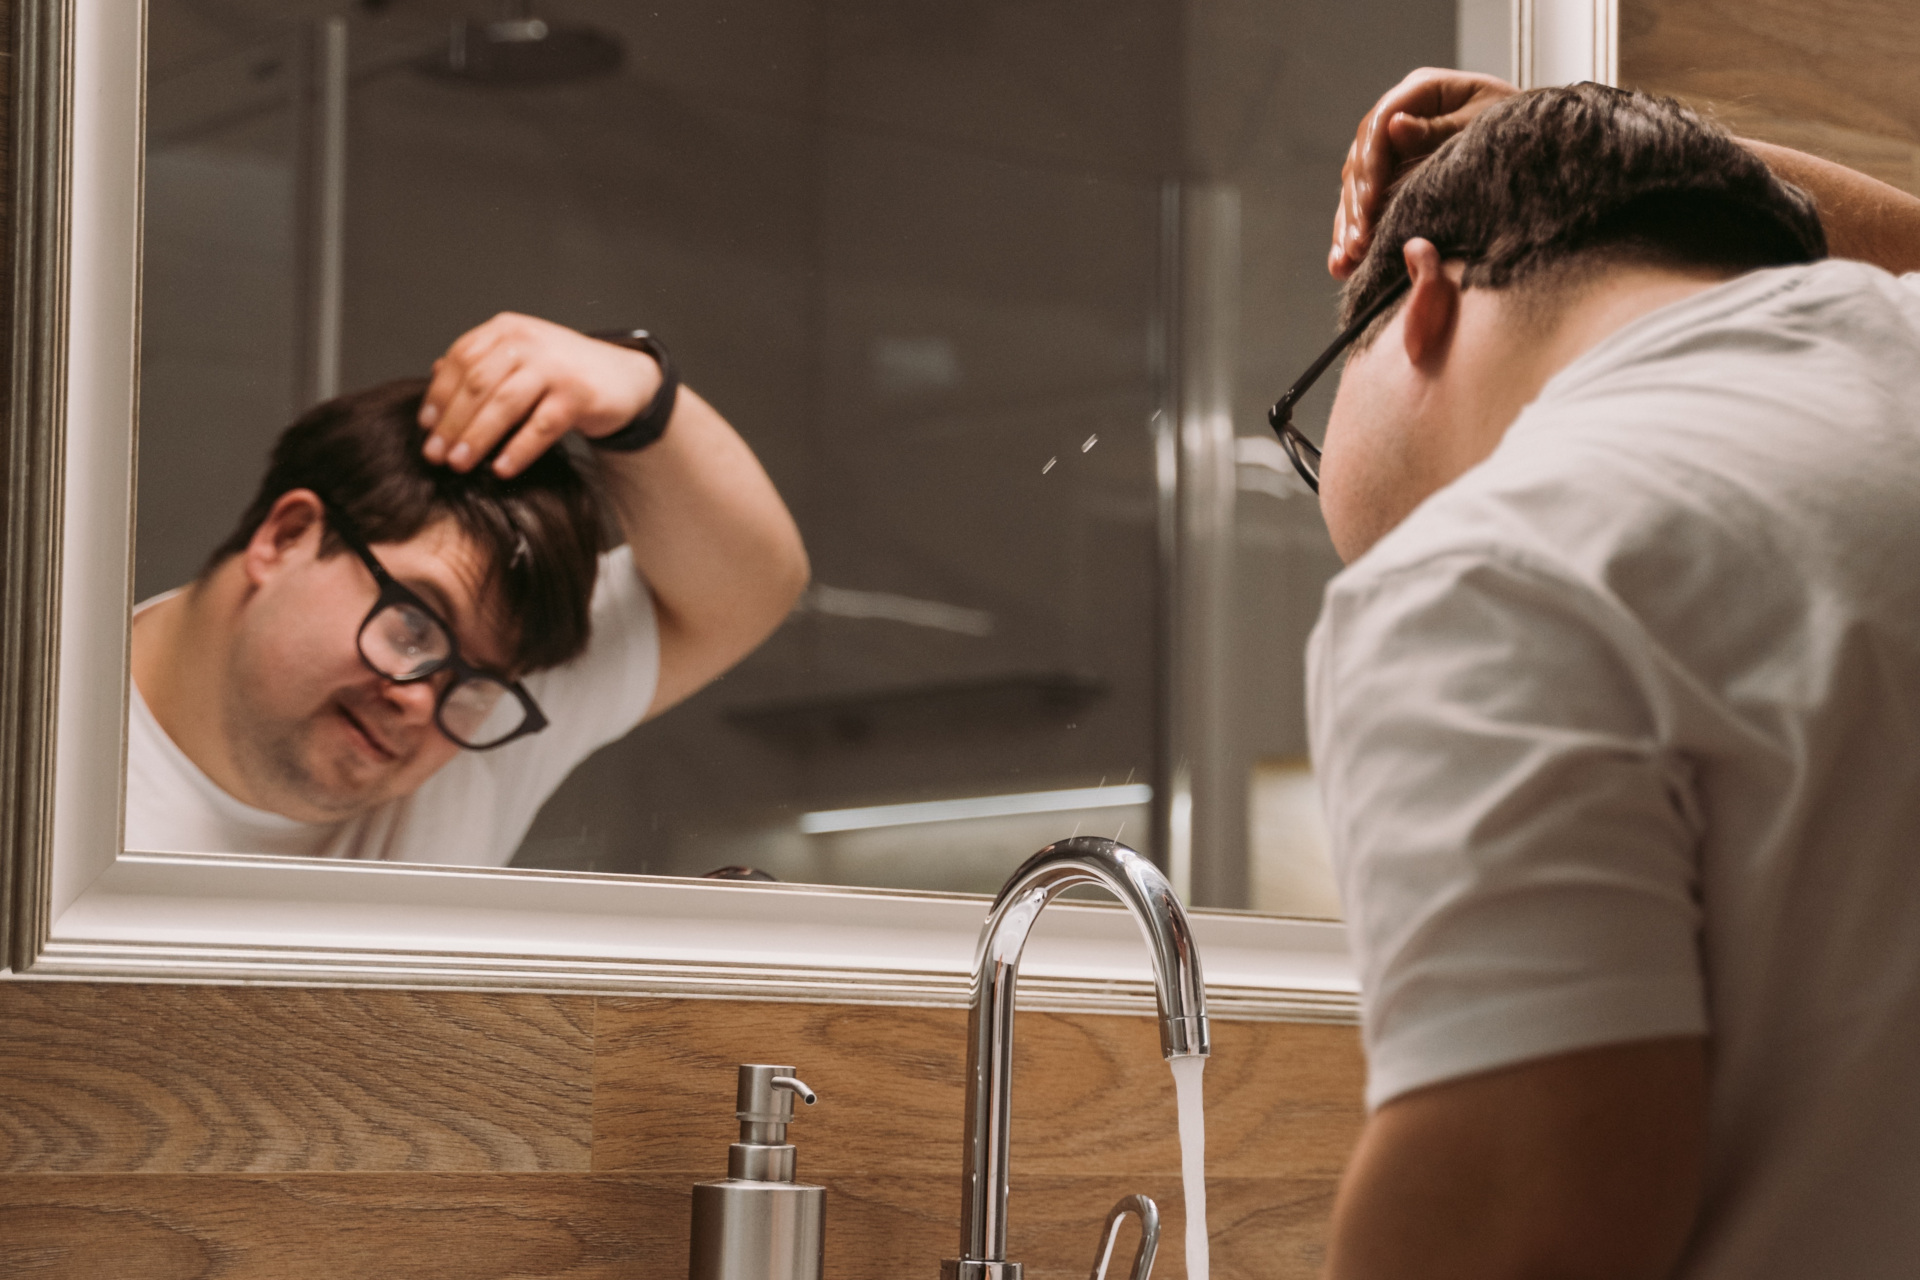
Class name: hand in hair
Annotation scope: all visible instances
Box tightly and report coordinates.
[419,313,667,478]
[1333,70,1920,280]
[1331,67,1517,280]
[419,309,809,724]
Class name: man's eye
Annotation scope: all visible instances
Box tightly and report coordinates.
[366,602,450,677]
[388,605,438,652]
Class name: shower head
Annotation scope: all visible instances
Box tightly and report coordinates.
[417,11,622,87]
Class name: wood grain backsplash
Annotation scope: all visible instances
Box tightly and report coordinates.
[0,984,1364,1279]
[1621,0,1920,195]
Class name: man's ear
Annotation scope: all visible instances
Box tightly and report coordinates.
[242,489,326,587]
[1400,237,1460,369]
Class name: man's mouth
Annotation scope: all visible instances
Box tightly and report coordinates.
[335,701,398,761]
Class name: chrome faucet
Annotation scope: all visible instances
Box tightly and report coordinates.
[941,836,1210,1280]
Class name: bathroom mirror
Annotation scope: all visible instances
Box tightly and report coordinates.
[3,0,1613,1005]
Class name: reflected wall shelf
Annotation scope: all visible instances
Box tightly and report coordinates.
[724,671,1107,750]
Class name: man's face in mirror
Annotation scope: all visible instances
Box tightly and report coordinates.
[225,494,514,822]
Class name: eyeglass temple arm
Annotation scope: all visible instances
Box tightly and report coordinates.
[314,492,407,591]
[1268,274,1414,428]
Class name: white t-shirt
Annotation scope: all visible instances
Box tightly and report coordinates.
[125,544,660,867]
[1307,260,1920,1279]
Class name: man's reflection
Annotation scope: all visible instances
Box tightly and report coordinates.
[127,314,808,864]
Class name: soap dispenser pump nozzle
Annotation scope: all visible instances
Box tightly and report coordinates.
[691,1064,826,1280]
[728,1064,817,1181]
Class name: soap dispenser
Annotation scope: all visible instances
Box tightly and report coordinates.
[689,1063,825,1280]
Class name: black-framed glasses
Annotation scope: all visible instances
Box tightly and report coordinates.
[322,498,549,751]
[1267,273,1414,495]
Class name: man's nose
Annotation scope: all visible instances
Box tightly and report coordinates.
[379,675,442,724]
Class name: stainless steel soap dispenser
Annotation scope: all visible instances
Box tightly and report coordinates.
[689,1063,824,1280]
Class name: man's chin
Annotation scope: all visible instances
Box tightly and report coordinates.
[310,743,426,814]
[225,698,426,823]
[254,736,411,824]
[273,771,395,823]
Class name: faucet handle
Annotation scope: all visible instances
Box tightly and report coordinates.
[1087,1194,1159,1280]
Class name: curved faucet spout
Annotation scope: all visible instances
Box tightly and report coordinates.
[943,837,1210,1280]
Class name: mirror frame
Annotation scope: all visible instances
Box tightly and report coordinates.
[1,0,1611,1017]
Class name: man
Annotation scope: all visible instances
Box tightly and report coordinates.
[1282,76,1920,1277]
[129,314,807,865]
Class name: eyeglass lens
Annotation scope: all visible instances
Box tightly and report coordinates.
[441,675,521,748]
[357,601,527,749]
[1281,430,1322,492]
[360,600,452,680]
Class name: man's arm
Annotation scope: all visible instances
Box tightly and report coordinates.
[1740,140,1920,274]
[1309,540,1721,1280]
[417,313,809,718]
[591,385,809,715]
[1326,1038,1709,1280]
[1331,68,1920,278]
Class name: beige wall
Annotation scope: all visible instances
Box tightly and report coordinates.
[1621,0,1920,197]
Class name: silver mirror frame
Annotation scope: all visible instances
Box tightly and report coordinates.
[0,0,1357,1019]
[0,0,1611,1013]
[0,0,55,971]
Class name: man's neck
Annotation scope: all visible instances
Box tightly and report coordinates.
[1447,264,1740,464]
[132,561,270,812]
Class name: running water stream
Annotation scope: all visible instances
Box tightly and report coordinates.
[1170,1054,1209,1280]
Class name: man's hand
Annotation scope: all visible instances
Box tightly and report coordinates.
[420,310,807,719]
[418,312,664,478]
[1331,68,1518,279]
[1325,1037,1708,1280]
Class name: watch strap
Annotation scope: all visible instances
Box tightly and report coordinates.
[585,328,679,452]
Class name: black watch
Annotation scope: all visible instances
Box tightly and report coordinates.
[585,329,680,452]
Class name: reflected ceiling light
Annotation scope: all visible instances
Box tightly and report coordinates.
[805,583,995,637]
[799,784,1153,835]
[417,2,623,87]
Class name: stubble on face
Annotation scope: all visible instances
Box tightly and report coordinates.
[1318,336,1458,564]
[221,631,426,820]
[1322,343,1407,562]
[218,522,501,822]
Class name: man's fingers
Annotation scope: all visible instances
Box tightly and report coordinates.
[1331,201,1352,277]
[1332,102,1403,278]
[426,344,524,468]
[419,318,519,432]
[1351,107,1445,233]
[419,356,467,435]
[441,368,547,472]
[419,312,630,471]
[443,316,524,370]
[1330,70,1519,279]
[491,393,575,479]
[1385,111,1443,158]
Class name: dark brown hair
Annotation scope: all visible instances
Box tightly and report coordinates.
[209,378,606,673]
[1342,82,1827,333]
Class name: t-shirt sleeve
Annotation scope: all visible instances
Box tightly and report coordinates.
[1308,547,1707,1111]
[466,544,660,851]
[517,542,661,764]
